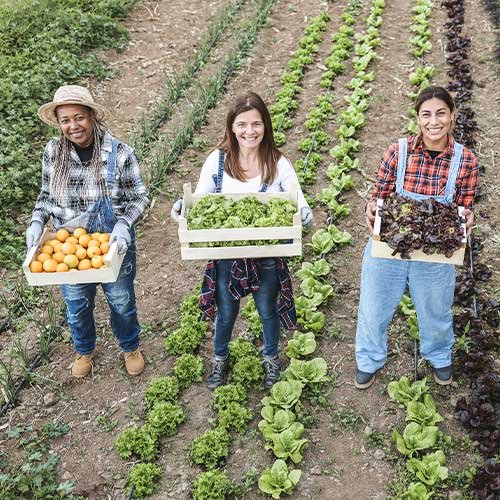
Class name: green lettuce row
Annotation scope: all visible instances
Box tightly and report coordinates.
[269,11,331,146]
[297,0,364,188]
[406,0,434,133]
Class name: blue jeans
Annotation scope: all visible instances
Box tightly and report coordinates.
[214,259,280,359]
[355,240,455,373]
[61,246,140,355]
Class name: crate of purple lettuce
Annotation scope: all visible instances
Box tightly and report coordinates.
[371,194,467,265]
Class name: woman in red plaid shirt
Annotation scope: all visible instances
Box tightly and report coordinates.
[355,86,479,389]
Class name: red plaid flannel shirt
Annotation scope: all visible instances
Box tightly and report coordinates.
[371,135,479,208]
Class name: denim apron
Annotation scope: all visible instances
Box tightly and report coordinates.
[211,150,280,359]
[61,138,139,355]
[355,137,464,373]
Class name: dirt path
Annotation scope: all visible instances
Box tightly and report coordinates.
[1,0,499,498]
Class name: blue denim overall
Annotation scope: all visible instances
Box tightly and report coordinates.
[212,151,280,359]
[61,139,140,355]
[355,138,464,373]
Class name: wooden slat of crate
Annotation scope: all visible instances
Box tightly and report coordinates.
[22,230,124,286]
[178,182,302,260]
[372,198,466,266]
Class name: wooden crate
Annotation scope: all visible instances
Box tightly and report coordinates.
[23,230,124,286]
[371,199,466,265]
[177,183,302,260]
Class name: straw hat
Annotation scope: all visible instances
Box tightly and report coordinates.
[38,85,106,127]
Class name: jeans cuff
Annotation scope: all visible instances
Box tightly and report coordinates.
[214,354,229,361]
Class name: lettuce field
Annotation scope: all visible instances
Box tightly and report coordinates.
[0,0,499,498]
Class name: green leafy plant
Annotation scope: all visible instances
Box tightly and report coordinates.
[231,356,264,386]
[126,463,161,498]
[400,481,432,499]
[191,469,234,500]
[173,353,203,389]
[393,422,440,457]
[406,450,448,486]
[217,402,253,434]
[115,425,157,462]
[387,376,428,407]
[211,383,248,412]
[261,380,303,410]
[285,331,317,359]
[406,395,443,426]
[281,358,329,386]
[296,259,330,280]
[228,338,260,365]
[265,425,308,463]
[146,402,186,438]
[144,376,180,410]
[189,427,231,469]
[258,407,297,441]
[258,459,301,499]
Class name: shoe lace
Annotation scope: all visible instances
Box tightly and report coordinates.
[263,358,281,377]
[211,359,226,377]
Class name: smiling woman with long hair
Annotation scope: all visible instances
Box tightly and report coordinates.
[26,85,149,379]
[172,92,313,390]
[355,85,479,390]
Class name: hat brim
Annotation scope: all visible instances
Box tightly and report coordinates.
[38,100,106,127]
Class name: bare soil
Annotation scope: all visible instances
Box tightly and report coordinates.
[1,0,498,498]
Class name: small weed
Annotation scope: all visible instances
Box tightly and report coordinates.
[96,413,118,433]
[364,430,387,449]
[330,406,365,434]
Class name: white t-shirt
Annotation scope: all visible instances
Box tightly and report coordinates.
[194,149,310,209]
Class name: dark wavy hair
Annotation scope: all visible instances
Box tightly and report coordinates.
[217,92,281,184]
[415,85,455,114]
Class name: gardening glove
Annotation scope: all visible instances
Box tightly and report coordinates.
[26,221,43,250]
[301,206,314,231]
[110,220,131,255]
[170,198,183,222]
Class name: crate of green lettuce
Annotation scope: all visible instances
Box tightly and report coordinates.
[177,183,302,260]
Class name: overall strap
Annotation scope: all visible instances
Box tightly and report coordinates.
[260,181,269,192]
[443,141,464,201]
[106,138,119,193]
[395,138,408,195]
[213,150,225,193]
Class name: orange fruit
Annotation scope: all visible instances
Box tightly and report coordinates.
[78,259,92,271]
[56,228,69,242]
[87,246,102,258]
[29,260,43,273]
[75,246,87,260]
[43,259,58,272]
[52,251,65,263]
[73,227,87,238]
[66,236,79,245]
[41,245,53,255]
[90,232,101,240]
[87,239,100,248]
[91,255,104,269]
[100,242,109,254]
[56,262,69,272]
[36,252,51,263]
[61,241,77,255]
[98,233,110,243]
[63,254,79,269]
[53,242,63,253]
[78,234,91,248]
[48,239,60,248]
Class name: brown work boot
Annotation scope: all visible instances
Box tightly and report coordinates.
[124,348,144,376]
[71,352,94,378]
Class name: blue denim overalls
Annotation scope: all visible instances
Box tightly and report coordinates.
[212,151,280,360]
[356,138,464,373]
[61,139,140,355]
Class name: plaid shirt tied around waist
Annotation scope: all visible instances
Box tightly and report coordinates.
[200,258,297,330]
[371,135,479,208]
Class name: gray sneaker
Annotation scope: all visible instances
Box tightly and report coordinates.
[263,356,282,388]
[207,357,229,390]
[355,369,376,389]
[433,365,453,385]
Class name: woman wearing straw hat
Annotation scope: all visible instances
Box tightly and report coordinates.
[26,85,149,378]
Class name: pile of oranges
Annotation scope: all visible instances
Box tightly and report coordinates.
[29,227,110,273]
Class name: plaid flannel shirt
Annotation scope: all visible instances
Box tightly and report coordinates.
[31,132,149,228]
[371,135,479,208]
[200,258,297,330]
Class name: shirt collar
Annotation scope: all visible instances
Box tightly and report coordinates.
[409,134,454,157]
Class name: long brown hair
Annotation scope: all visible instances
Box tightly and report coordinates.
[217,92,281,184]
[414,85,456,139]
